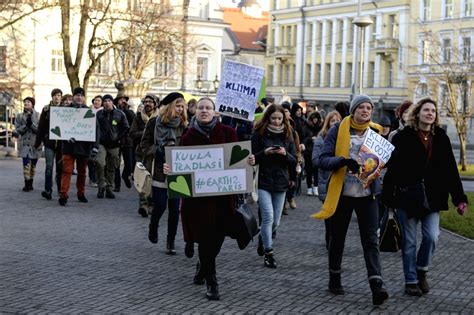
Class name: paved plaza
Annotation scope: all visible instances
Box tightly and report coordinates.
[1,158,473,314]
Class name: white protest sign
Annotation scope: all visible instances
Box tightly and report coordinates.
[215,60,265,121]
[49,107,96,142]
[171,148,224,173]
[194,169,247,194]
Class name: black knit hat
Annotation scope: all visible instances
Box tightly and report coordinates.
[23,96,35,107]
[51,88,63,97]
[144,94,159,106]
[73,87,85,96]
[161,92,184,106]
[102,94,114,103]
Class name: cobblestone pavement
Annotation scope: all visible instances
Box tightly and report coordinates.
[1,158,473,314]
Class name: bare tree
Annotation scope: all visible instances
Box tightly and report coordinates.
[0,0,57,31]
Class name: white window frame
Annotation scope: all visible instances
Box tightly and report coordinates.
[196,57,209,81]
[420,0,431,21]
[462,0,473,17]
[0,46,6,73]
[442,0,454,19]
[51,49,63,73]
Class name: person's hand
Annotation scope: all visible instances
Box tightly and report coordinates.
[275,147,286,156]
[163,163,171,175]
[90,147,98,160]
[289,181,295,188]
[26,116,32,127]
[68,138,76,143]
[457,202,467,216]
[264,147,276,155]
[342,158,360,174]
[300,143,306,151]
[247,154,255,166]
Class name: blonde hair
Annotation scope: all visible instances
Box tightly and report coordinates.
[159,97,187,125]
[318,110,342,138]
[406,97,440,134]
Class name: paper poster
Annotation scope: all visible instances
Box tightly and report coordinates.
[357,129,395,188]
[165,141,253,198]
[215,60,265,121]
[49,107,96,142]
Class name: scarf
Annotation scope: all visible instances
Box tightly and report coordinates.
[141,108,158,125]
[311,116,382,220]
[267,124,285,134]
[190,116,218,137]
[154,116,182,147]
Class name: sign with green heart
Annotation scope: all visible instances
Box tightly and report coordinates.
[50,126,61,137]
[167,174,192,198]
[49,107,96,142]
[83,109,95,119]
[230,145,249,166]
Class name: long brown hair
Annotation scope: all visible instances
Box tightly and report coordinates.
[406,97,440,134]
[318,110,342,138]
[159,97,187,125]
[253,104,292,139]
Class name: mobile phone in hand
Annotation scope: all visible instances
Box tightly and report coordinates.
[271,145,281,150]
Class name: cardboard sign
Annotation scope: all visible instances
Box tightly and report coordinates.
[215,60,265,121]
[49,107,96,142]
[357,129,395,188]
[165,141,253,198]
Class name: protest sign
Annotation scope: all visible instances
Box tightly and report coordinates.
[49,107,96,142]
[357,129,395,188]
[215,60,265,121]
[165,141,253,198]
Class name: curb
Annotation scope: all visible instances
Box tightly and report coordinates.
[441,227,474,242]
[461,176,474,181]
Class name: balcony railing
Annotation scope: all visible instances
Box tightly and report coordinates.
[374,38,400,55]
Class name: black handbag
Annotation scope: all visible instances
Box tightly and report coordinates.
[379,209,402,252]
[397,182,430,218]
[232,203,260,250]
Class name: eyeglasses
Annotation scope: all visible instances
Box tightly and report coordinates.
[143,100,153,104]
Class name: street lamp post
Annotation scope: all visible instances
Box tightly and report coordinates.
[213,75,220,92]
[195,75,203,92]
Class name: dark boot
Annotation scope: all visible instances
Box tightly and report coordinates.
[166,239,176,255]
[105,187,115,199]
[370,278,389,306]
[148,223,158,244]
[185,242,194,258]
[28,179,34,190]
[417,270,430,293]
[58,196,67,206]
[97,187,105,199]
[41,190,52,200]
[257,235,264,256]
[77,194,88,203]
[22,179,30,192]
[138,207,148,218]
[405,283,422,296]
[193,261,205,285]
[328,272,345,295]
[205,274,220,300]
[263,250,277,268]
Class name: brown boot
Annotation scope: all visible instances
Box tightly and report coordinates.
[417,270,430,293]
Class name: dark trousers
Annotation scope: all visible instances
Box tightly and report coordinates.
[88,159,97,183]
[304,155,318,188]
[150,187,180,242]
[198,234,225,278]
[114,147,133,188]
[328,195,382,279]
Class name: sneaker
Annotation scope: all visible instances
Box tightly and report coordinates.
[306,188,313,196]
[312,187,319,196]
[185,242,194,258]
[257,235,264,256]
[264,251,277,268]
[77,194,88,203]
[138,207,148,218]
[289,198,297,209]
[91,182,98,188]
[405,283,422,297]
[282,205,289,216]
[148,223,158,244]
[105,188,115,199]
[97,188,105,199]
[58,197,67,206]
[41,190,52,200]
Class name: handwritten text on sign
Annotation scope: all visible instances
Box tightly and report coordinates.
[215,60,265,121]
[363,129,395,163]
[194,169,247,194]
[49,107,96,142]
[171,148,224,173]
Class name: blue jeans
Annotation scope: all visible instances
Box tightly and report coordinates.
[44,147,55,192]
[258,189,286,251]
[398,209,439,284]
[150,187,180,242]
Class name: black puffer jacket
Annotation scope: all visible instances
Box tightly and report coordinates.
[383,126,467,213]
[97,108,129,148]
[251,129,297,192]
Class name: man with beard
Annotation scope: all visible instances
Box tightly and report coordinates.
[114,93,135,191]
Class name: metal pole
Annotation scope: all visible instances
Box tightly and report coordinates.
[359,27,365,94]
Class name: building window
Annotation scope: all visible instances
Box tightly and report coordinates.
[51,49,63,73]
[422,39,430,64]
[346,62,352,87]
[368,62,375,87]
[442,38,451,63]
[337,20,343,45]
[335,63,342,87]
[466,0,473,16]
[305,64,311,86]
[371,16,377,42]
[387,61,393,87]
[422,0,431,20]
[324,63,331,87]
[286,26,292,46]
[388,15,397,38]
[463,37,471,62]
[197,57,208,80]
[156,50,174,78]
[199,2,209,20]
[317,22,323,46]
[315,64,321,86]
[0,46,6,73]
[326,21,333,46]
[444,0,453,19]
[268,65,274,86]
[96,50,109,75]
[347,19,353,44]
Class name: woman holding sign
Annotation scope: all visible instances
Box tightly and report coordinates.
[383,98,468,296]
[251,104,297,268]
[140,92,187,254]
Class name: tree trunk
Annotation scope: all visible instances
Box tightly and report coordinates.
[459,133,467,171]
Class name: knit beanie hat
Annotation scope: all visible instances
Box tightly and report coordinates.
[23,97,35,107]
[161,92,184,106]
[144,94,159,106]
[102,94,114,103]
[350,94,374,115]
[379,116,391,127]
[73,87,85,96]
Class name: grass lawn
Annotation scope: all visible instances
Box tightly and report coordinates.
[458,164,474,177]
[440,192,474,239]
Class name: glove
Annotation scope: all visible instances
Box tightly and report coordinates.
[26,117,32,127]
[457,202,467,216]
[341,158,360,174]
[68,137,76,143]
[90,147,99,160]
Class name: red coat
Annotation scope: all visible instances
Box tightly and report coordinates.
[180,122,238,243]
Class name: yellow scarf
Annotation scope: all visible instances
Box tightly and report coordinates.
[311,116,382,220]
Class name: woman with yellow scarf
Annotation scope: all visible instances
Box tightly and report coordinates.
[315,94,389,306]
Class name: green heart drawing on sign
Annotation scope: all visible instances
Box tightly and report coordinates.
[83,109,95,119]
[169,175,191,196]
[51,126,61,137]
[230,145,249,166]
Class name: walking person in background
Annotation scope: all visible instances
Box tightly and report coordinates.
[130,94,159,218]
[383,98,468,297]
[140,92,187,254]
[312,110,342,249]
[114,93,135,191]
[35,89,63,199]
[58,87,99,206]
[87,95,102,188]
[187,98,197,121]
[251,104,296,268]
[317,94,389,306]
[388,100,413,142]
[14,97,42,192]
[95,94,129,199]
[303,110,323,196]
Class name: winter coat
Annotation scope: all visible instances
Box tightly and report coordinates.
[302,112,322,160]
[319,122,382,196]
[312,135,329,201]
[96,108,129,148]
[130,108,159,156]
[251,129,297,192]
[382,126,467,214]
[61,103,99,158]
[139,116,186,187]
[14,110,42,159]
[34,103,61,151]
[120,108,135,148]
[180,122,238,243]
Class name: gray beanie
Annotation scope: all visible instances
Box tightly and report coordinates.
[350,94,374,115]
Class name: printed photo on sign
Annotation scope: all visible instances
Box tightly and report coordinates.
[215,60,265,121]
[49,107,96,142]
